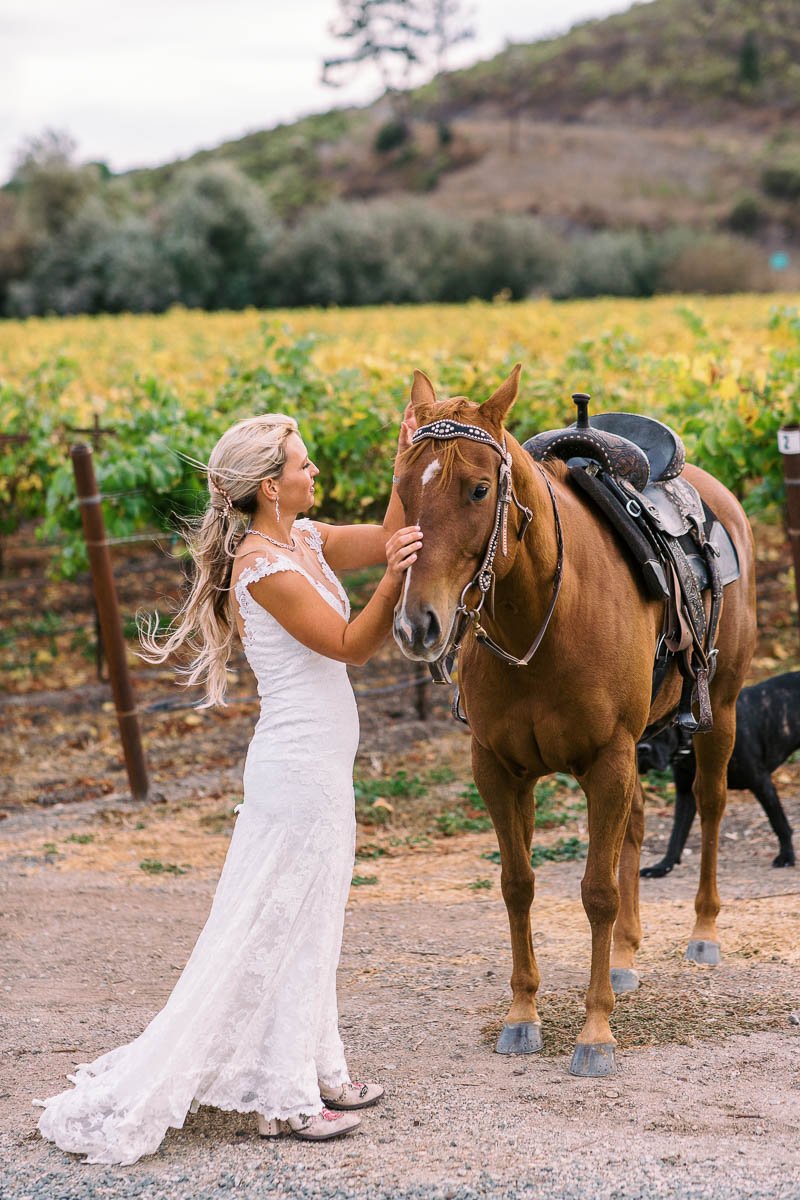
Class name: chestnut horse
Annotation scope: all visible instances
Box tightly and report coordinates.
[393,366,756,1077]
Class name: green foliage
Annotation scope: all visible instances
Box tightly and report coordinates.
[534,773,585,828]
[725,194,766,237]
[125,110,351,216]
[417,0,800,113]
[351,873,379,886]
[139,859,188,875]
[34,374,208,575]
[481,835,587,867]
[642,768,675,803]
[553,231,691,301]
[374,119,411,153]
[159,164,275,309]
[355,843,387,860]
[468,877,493,890]
[530,836,587,866]
[761,153,800,201]
[11,130,103,237]
[265,203,560,307]
[435,807,493,836]
[354,767,427,824]
[738,30,761,86]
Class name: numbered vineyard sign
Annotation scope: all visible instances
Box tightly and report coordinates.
[778,426,800,455]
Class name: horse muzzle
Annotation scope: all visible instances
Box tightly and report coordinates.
[392,602,451,662]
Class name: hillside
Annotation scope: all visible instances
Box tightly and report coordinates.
[426,0,800,122]
[120,0,800,234]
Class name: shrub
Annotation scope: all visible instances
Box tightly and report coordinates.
[761,154,800,201]
[455,215,561,301]
[264,202,560,307]
[7,197,114,315]
[374,119,411,153]
[661,234,768,294]
[160,163,276,309]
[725,193,765,237]
[552,231,666,300]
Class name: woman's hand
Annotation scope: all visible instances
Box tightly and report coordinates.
[397,400,418,456]
[384,525,423,583]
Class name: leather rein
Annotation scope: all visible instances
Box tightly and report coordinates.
[410,418,564,685]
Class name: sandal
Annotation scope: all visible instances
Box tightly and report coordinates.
[257,1108,361,1141]
[318,1079,385,1110]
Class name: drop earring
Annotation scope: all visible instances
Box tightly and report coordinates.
[275,496,281,522]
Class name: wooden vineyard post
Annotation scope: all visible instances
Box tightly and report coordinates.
[71,443,150,801]
[779,424,800,631]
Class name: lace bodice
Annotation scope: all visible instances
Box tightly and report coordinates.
[234,518,351,629]
[233,519,355,727]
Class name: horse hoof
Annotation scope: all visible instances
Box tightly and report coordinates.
[495,1021,543,1055]
[685,939,721,965]
[569,1042,616,1078]
[610,967,640,994]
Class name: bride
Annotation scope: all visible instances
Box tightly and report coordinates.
[35,406,422,1163]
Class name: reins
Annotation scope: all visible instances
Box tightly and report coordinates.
[410,418,564,684]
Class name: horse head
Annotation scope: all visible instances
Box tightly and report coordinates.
[392,364,523,662]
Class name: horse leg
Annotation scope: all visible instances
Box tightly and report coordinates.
[571,733,638,1077]
[611,777,644,994]
[472,739,541,1055]
[686,705,736,964]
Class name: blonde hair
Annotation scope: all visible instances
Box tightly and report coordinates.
[140,413,299,706]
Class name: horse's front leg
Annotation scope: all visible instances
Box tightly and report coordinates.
[610,776,645,994]
[686,702,736,964]
[573,731,639,1077]
[472,738,541,1055]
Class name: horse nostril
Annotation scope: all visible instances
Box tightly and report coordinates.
[422,608,441,649]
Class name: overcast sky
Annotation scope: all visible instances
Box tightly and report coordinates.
[2,0,637,181]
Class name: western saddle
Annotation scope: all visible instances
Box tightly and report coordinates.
[524,394,740,733]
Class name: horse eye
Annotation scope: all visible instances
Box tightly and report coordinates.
[471,483,490,501]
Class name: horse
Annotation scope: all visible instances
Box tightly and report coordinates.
[392,365,757,1077]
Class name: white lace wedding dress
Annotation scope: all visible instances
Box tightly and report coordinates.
[35,519,359,1165]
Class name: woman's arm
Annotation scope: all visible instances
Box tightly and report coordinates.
[316,401,416,572]
[244,525,422,667]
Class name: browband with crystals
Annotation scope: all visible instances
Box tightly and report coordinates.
[412,419,504,454]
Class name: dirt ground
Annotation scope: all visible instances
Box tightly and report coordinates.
[2,722,800,1199]
[2,526,800,1198]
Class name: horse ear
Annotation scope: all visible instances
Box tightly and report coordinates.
[411,369,437,421]
[480,363,522,427]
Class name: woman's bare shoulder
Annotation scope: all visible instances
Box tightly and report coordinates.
[231,546,276,590]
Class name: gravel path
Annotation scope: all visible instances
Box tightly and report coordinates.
[3,788,800,1200]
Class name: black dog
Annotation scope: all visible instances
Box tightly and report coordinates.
[638,672,799,876]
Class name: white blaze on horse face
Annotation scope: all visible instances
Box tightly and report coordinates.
[421,458,441,487]
[395,559,415,642]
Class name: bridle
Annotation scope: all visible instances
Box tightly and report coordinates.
[409,418,564,685]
